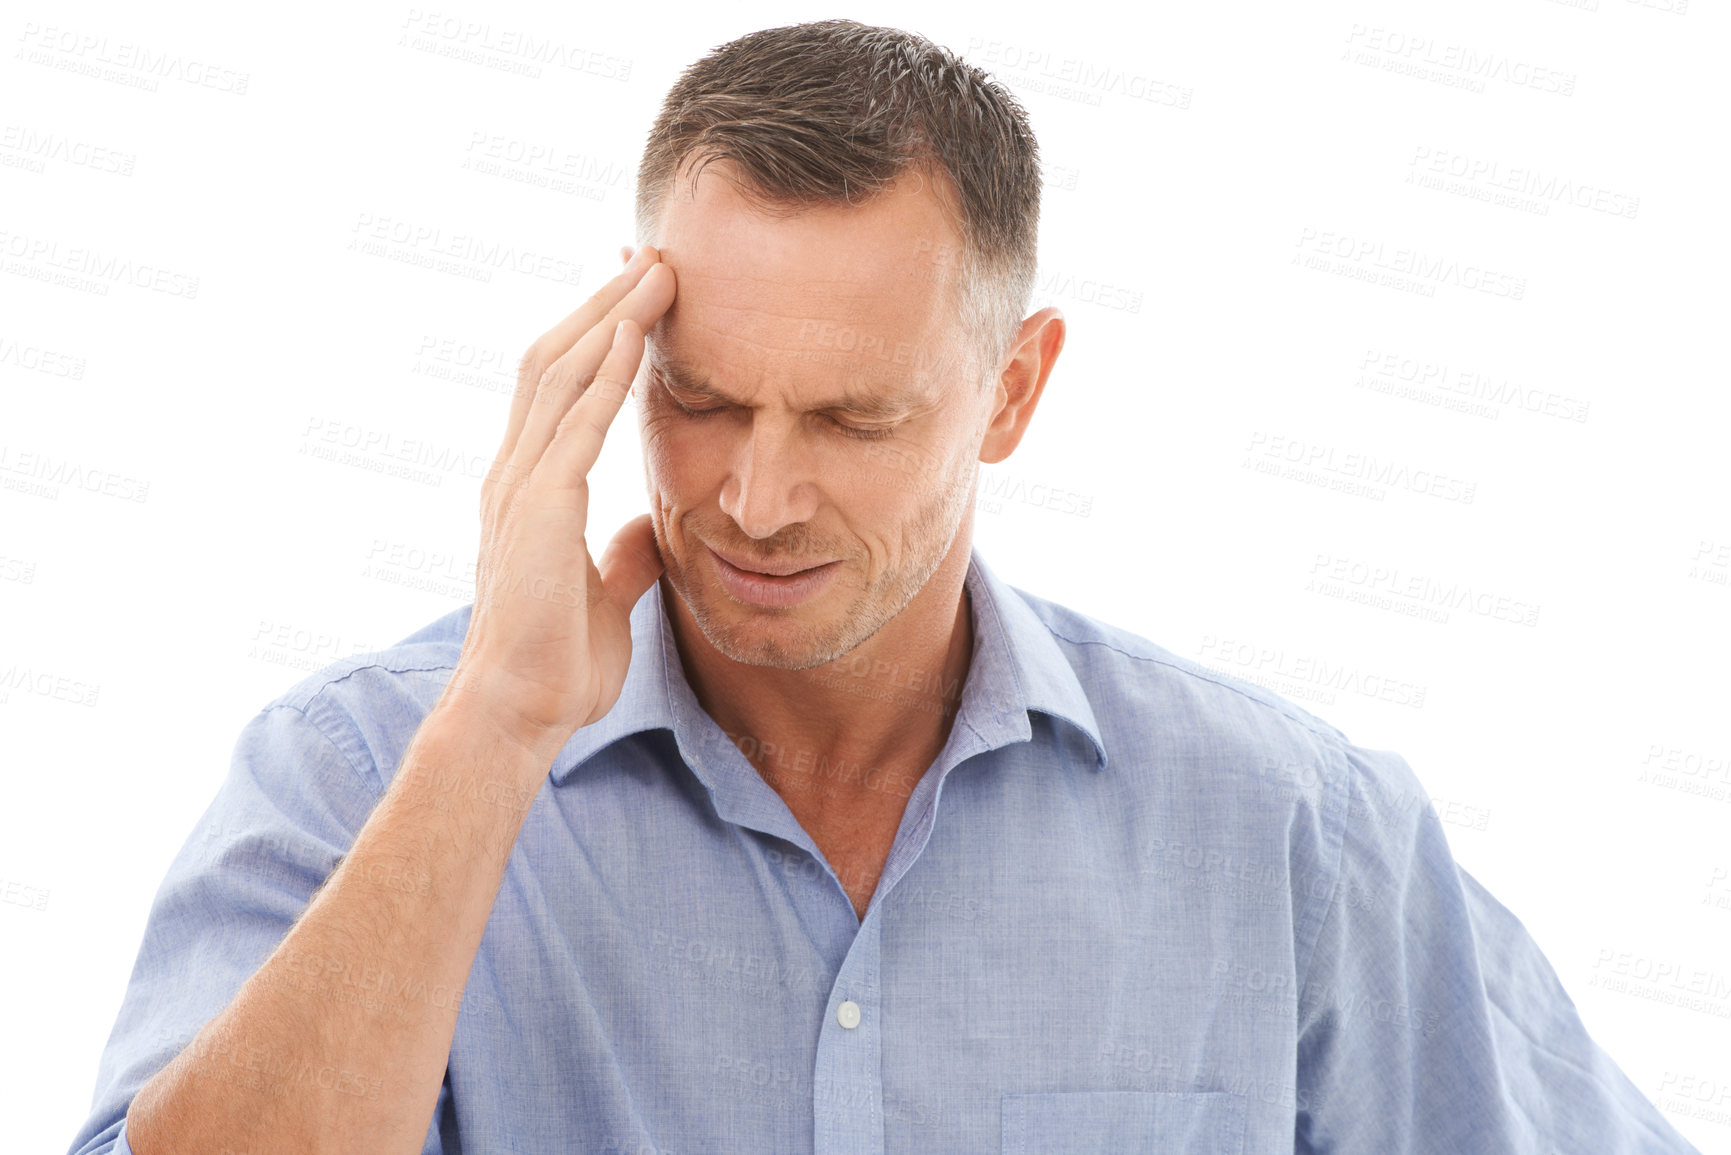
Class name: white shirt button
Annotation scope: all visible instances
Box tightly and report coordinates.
[836,1000,861,1029]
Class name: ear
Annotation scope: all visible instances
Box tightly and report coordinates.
[979,307,1066,465]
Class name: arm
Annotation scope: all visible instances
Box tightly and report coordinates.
[120,703,546,1155]
[73,245,677,1155]
[62,698,466,1155]
[1293,743,1700,1154]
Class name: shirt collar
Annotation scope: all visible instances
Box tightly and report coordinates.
[546,545,1108,788]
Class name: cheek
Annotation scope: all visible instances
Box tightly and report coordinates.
[840,456,915,516]
[641,415,714,492]
[849,435,965,510]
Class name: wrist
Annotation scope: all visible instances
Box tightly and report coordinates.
[414,694,571,793]
[432,666,580,761]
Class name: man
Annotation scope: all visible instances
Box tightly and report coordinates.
[70,19,1697,1155]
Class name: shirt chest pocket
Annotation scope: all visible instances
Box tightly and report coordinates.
[1001,1090,1246,1154]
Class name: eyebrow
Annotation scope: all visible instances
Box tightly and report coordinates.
[645,351,930,422]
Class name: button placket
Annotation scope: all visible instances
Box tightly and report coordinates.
[813,914,885,1155]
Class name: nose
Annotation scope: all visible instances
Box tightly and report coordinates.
[717,415,820,541]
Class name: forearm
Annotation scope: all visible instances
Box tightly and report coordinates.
[125,703,550,1155]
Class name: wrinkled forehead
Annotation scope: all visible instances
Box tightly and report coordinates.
[646,163,969,379]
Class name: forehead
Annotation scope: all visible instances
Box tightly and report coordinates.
[647,161,967,385]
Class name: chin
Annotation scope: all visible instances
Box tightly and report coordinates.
[690,580,878,671]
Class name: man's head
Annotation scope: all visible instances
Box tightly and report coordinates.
[631,19,1063,671]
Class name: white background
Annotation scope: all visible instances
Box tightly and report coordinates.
[3,0,1728,1151]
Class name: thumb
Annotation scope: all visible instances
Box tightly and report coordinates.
[596,512,665,612]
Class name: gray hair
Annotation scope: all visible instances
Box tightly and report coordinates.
[634,18,1042,389]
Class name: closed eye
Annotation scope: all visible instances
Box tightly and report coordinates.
[667,395,895,441]
[825,415,896,441]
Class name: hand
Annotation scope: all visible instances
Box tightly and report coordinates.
[442,245,677,755]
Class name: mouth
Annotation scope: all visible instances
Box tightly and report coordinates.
[704,544,835,577]
[703,544,841,608]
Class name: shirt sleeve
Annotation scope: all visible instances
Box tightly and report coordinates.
[64,699,454,1155]
[1292,741,1701,1154]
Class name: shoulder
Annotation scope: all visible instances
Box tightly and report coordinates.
[1003,582,1451,981]
[1003,582,1442,842]
[1008,582,1361,767]
[246,604,472,788]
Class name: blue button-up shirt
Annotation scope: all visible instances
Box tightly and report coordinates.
[70,548,1697,1154]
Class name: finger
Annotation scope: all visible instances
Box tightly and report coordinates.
[595,512,664,614]
[619,245,634,266]
[510,264,675,479]
[491,244,661,478]
[497,243,656,470]
[536,317,647,488]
